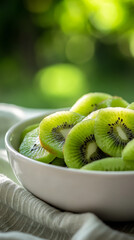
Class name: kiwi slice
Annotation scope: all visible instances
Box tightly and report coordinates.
[122,139,134,161]
[64,119,108,169]
[127,102,134,110]
[70,92,111,116]
[21,123,39,142]
[82,109,100,121]
[81,157,134,171]
[19,127,55,163]
[51,157,66,167]
[39,111,84,158]
[97,96,129,109]
[94,107,134,157]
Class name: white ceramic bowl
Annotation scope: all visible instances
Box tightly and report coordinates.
[5,112,134,222]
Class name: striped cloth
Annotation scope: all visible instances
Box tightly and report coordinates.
[0,103,134,240]
[0,174,134,240]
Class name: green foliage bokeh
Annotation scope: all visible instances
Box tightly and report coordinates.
[1,0,134,109]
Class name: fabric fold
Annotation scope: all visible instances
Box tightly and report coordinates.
[0,174,134,240]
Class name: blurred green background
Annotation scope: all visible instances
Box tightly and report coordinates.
[1,0,134,109]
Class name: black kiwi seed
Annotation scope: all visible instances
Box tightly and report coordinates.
[30,143,40,152]
[52,122,74,142]
[64,119,108,169]
[39,111,84,158]
[107,117,134,147]
[80,135,95,164]
[70,92,111,116]
[19,128,55,163]
[95,108,134,157]
[80,137,106,164]
[79,134,101,164]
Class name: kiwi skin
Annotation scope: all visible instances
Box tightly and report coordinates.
[81,157,134,171]
[122,139,134,161]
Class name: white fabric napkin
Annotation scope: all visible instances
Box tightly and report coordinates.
[0,103,134,240]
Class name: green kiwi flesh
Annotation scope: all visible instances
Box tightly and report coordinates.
[70,92,111,116]
[19,128,55,163]
[64,119,108,169]
[127,102,134,110]
[97,97,129,109]
[122,139,134,161]
[18,92,134,172]
[21,123,39,142]
[94,107,134,157]
[81,157,134,171]
[51,157,66,167]
[39,111,84,158]
[82,109,100,121]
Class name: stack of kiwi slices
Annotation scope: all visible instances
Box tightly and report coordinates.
[19,92,134,171]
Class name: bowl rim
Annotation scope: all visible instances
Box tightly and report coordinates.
[5,112,134,177]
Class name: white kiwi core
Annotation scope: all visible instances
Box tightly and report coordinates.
[116,126,128,141]
[60,128,71,138]
[86,142,97,159]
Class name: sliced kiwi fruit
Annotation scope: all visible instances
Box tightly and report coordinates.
[127,102,134,110]
[39,111,84,158]
[51,157,66,167]
[97,96,129,109]
[70,92,111,116]
[122,139,134,161]
[19,127,55,163]
[94,107,134,157]
[82,109,100,121]
[21,123,39,142]
[64,119,108,169]
[81,157,134,171]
